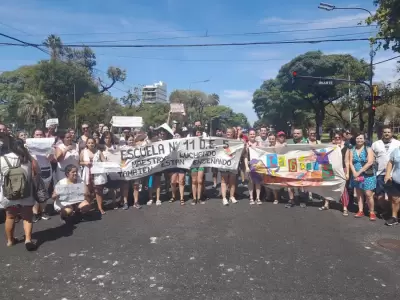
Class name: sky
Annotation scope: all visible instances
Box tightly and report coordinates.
[0,0,399,125]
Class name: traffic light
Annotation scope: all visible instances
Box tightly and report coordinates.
[291,71,297,84]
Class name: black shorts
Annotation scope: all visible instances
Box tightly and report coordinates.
[375,175,386,196]
[385,180,400,197]
[169,168,186,174]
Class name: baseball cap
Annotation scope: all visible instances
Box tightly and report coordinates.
[277,131,286,136]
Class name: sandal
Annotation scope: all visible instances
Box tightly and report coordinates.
[319,206,329,211]
[169,197,176,203]
[191,199,197,206]
[342,209,349,216]
[180,199,185,206]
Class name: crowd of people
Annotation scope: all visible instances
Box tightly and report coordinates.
[0,119,399,252]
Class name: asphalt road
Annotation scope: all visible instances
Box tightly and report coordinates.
[1,183,400,300]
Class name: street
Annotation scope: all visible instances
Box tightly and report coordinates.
[1,183,400,300]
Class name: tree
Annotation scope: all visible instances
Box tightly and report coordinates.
[74,93,122,126]
[203,105,249,131]
[253,51,370,138]
[65,46,97,74]
[43,34,64,61]
[98,67,126,93]
[17,93,56,128]
[121,86,142,109]
[367,0,400,53]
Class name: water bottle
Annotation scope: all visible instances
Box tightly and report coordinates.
[185,173,189,186]
[148,176,153,188]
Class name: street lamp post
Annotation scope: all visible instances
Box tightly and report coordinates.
[318,2,375,141]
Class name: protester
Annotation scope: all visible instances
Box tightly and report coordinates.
[0,135,37,251]
[350,132,377,220]
[53,164,91,224]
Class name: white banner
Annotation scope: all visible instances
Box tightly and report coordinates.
[92,137,244,180]
[25,138,55,156]
[55,183,85,203]
[249,144,346,201]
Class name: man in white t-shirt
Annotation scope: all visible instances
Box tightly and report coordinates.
[372,125,400,215]
[255,126,269,147]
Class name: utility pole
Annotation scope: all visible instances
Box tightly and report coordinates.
[319,2,375,140]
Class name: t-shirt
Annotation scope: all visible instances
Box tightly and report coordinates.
[255,136,269,147]
[372,139,400,176]
[390,148,400,183]
[287,137,308,145]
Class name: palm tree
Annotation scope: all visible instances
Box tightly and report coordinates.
[17,93,56,127]
[43,34,64,60]
[208,93,220,106]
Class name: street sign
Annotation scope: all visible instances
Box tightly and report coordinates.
[318,80,334,85]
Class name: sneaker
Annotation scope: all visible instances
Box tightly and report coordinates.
[41,213,51,220]
[122,203,129,210]
[354,211,364,218]
[223,198,229,206]
[369,212,377,221]
[385,217,399,226]
[285,202,295,208]
[147,200,153,206]
[32,214,41,223]
[156,200,162,206]
[249,199,255,205]
[256,199,262,205]
[133,203,142,209]
[230,197,238,204]
[300,203,307,208]
[273,200,279,205]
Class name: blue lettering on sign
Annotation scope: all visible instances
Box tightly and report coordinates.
[266,154,278,168]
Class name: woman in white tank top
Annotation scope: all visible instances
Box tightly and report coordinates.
[80,137,107,214]
[54,132,79,183]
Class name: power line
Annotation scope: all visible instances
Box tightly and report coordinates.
[58,37,380,48]
[373,55,400,65]
[8,17,368,37]
[64,25,372,44]
[0,33,48,54]
[0,22,31,35]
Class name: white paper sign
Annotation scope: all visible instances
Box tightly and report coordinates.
[110,116,143,128]
[55,183,85,203]
[46,118,59,128]
[91,137,245,180]
[25,138,55,156]
[170,103,185,115]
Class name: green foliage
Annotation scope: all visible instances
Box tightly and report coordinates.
[367,0,400,53]
[252,51,370,136]
[74,93,122,127]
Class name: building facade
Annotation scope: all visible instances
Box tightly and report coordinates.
[142,81,168,103]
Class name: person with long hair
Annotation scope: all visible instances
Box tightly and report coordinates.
[244,129,262,205]
[0,135,37,251]
[190,128,206,205]
[221,128,239,206]
[53,164,91,224]
[54,132,80,183]
[80,137,107,215]
[349,132,377,220]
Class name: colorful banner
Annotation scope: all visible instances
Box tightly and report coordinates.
[249,144,346,201]
[92,137,244,180]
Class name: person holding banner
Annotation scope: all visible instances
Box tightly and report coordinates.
[220,128,239,206]
[190,128,207,205]
[169,130,186,206]
[80,137,107,215]
[119,133,143,210]
[54,132,80,183]
[244,129,262,205]
[53,164,91,224]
